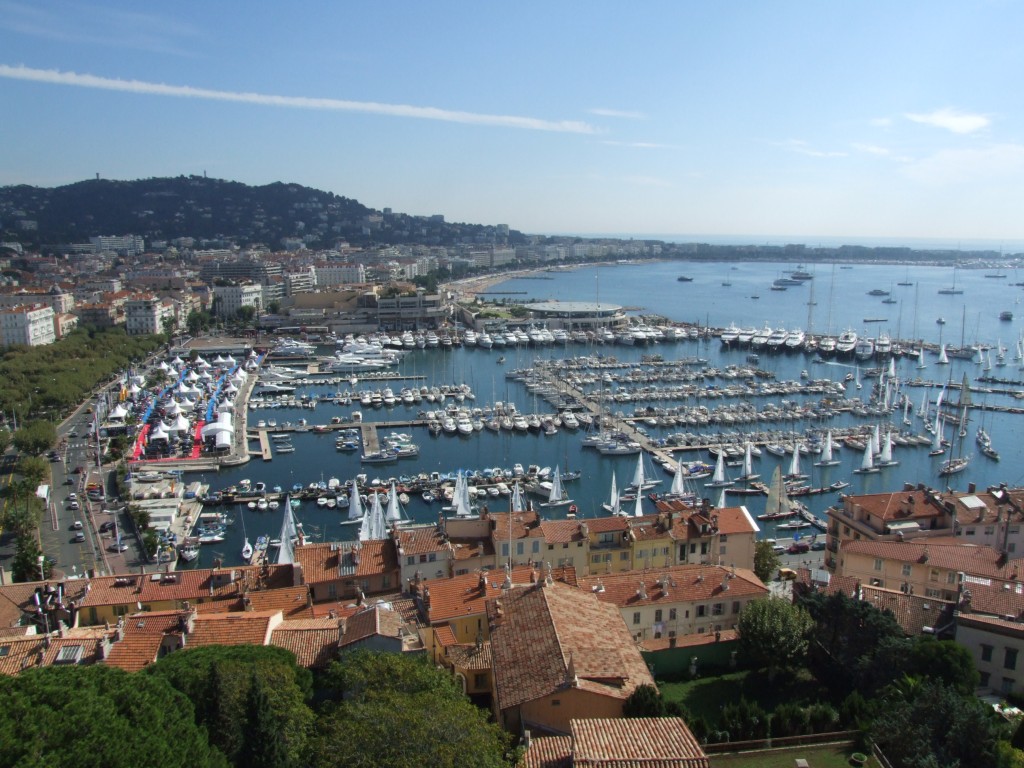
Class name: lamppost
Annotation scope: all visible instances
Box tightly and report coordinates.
[37,554,45,582]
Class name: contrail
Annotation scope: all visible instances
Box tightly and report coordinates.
[0,64,597,134]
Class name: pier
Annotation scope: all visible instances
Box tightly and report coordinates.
[360,423,380,455]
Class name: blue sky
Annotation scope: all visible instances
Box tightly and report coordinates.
[2,1,1023,245]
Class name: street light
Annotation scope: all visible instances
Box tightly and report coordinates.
[37,554,45,582]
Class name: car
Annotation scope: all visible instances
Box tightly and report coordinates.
[68,430,78,438]
[108,541,128,552]
[73,531,86,543]
[64,477,74,485]
[68,501,80,511]
[68,493,77,501]
[71,520,83,530]
[98,521,115,533]
[73,466,85,474]
[778,568,798,581]
[772,544,787,555]
[810,540,826,551]
[787,541,810,555]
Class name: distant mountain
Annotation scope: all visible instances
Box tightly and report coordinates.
[0,175,521,250]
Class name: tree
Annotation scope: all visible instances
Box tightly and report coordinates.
[0,427,11,454]
[311,651,512,768]
[11,535,50,582]
[148,645,313,767]
[624,684,666,717]
[12,419,57,455]
[16,454,49,487]
[237,673,291,768]
[753,540,780,583]
[737,598,813,680]
[0,665,227,768]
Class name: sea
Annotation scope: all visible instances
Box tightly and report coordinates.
[188,260,1024,568]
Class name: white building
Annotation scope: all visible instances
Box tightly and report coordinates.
[315,263,366,286]
[0,303,56,347]
[213,283,264,319]
[89,234,145,256]
[125,295,177,336]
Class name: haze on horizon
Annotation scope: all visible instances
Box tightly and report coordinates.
[2,1,1023,246]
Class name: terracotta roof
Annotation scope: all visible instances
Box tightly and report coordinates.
[578,565,767,609]
[956,611,1024,638]
[640,629,738,652]
[0,637,49,675]
[78,565,297,611]
[396,526,450,556]
[293,540,398,585]
[0,580,89,629]
[645,506,759,539]
[420,566,577,624]
[488,511,546,544]
[434,624,458,648]
[521,735,573,768]
[488,581,654,712]
[571,717,709,767]
[270,618,340,669]
[196,586,313,618]
[540,519,588,544]
[186,610,281,648]
[446,641,493,671]
[339,603,407,648]
[104,633,165,672]
[840,539,1023,580]
[583,517,631,534]
[961,576,1024,619]
[840,489,947,524]
[859,585,955,636]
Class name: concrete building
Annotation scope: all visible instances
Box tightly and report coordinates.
[212,282,263,319]
[125,295,177,336]
[314,263,366,286]
[0,303,56,347]
[376,290,447,330]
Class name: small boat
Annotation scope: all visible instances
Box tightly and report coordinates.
[677,276,694,282]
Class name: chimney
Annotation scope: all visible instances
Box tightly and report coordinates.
[478,572,488,592]
[638,581,648,600]
[423,588,431,608]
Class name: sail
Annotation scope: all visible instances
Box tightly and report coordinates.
[456,471,473,517]
[632,492,643,517]
[871,424,881,455]
[938,344,949,364]
[860,442,875,471]
[820,432,834,463]
[670,461,685,496]
[385,481,402,524]
[358,499,372,541]
[932,411,944,451]
[764,467,790,517]
[631,454,646,488]
[788,445,801,476]
[608,472,622,514]
[712,451,726,483]
[275,499,299,565]
[741,443,753,478]
[348,481,364,521]
[717,488,727,508]
[369,493,387,539]
[548,466,564,504]
[511,482,524,513]
[879,432,894,463]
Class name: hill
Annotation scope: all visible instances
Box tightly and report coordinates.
[0,175,521,250]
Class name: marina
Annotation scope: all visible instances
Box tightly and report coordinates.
[122,260,1024,570]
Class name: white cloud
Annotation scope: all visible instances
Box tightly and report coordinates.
[0,64,597,134]
[589,108,646,119]
[904,108,990,135]
[902,143,1024,184]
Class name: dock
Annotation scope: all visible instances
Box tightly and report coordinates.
[360,423,380,455]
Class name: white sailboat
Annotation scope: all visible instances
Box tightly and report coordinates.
[540,466,574,507]
[876,431,898,467]
[632,492,644,518]
[855,365,862,390]
[916,348,927,369]
[385,481,410,527]
[870,424,881,456]
[814,430,841,467]
[240,507,253,563]
[704,450,734,488]
[341,480,365,525]
[737,442,759,481]
[601,472,621,515]
[937,344,949,365]
[511,482,525,513]
[629,453,660,491]
[853,441,880,474]
[785,444,808,480]
[757,467,795,520]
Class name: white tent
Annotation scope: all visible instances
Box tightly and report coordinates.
[171,356,184,366]
[131,375,146,386]
[201,412,233,438]
[176,382,192,395]
[213,355,226,365]
[172,414,191,433]
[199,370,213,380]
[194,355,209,367]
[158,361,171,372]
[224,382,238,394]
[216,401,234,413]
[185,370,200,382]
[128,383,142,396]
[179,397,196,410]
[165,401,182,416]
[225,355,237,365]
[108,404,128,421]
[149,424,169,442]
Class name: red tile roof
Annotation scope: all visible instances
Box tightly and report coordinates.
[339,604,407,648]
[840,539,1023,579]
[571,717,709,767]
[419,566,577,624]
[578,565,766,609]
[521,735,572,768]
[293,540,398,584]
[186,610,281,648]
[488,581,654,712]
[446,641,493,672]
[270,618,340,669]
[540,519,588,544]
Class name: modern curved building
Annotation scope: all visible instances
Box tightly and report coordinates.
[522,300,627,332]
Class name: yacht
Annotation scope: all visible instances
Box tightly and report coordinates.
[818,336,837,356]
[720,323,741,346]
[478,332,493,349]
[874,332,892,357]
[854,337,875,360]
[784,328,806,351]
[766,326,788,351]
[737,327,756,345]
[463,330,477,347]
[836,329,858,357]
[750,324,772,349]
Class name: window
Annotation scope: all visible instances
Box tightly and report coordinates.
[1006,648,1018,671]
[982,644,994,662]
[0,645,9,657]
[901,564,912,577]
[712,603,724,616]
[690,544,697,554]
[985,526,995,535]
[382,576,390,588]
[873,559,883,571]
[516,542,524,556]
[701,543,709,555]
[562,543,569,549]
[406,556,415,566]
[980,671,990,687]
[966,528,976,536]
[620,552,630,561]
[669,608,677,621]
[947,571,957,584]
[662,547,670,557]
[548,544,554,550]
[633,612,641,625]
[720,545,727,555]
[532,541,540,553]
[501,543,509,557]
[419,555,427,563]
[1011,543,1017,553]
[326,584,337,598]
[638,549,648,560]
[551,699,561,707]
[696,605,706,617]
[654,609,663,622]
[929,568,939,582]
[732,601,741,614]
[591,555,601,564]
[474,674,487,689]
[925,588,941,598]
[720,534,728,542]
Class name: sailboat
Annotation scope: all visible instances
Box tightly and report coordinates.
[240,507,253,563]
[853,441,880,474]
[876,431,898,467]
[340,480,365,525]
[360,492,388,540]
[510,482,525,513]
[855,365,862,390]
[385,481,411,527]
[814,430,841,467]
[540,466,574,507]
[628,453,661,491]
[704,450,734,488]
[632,492,644,518]
[937,344,949,365]
[939,375,972,476]
[601,472,621,515]
[784,444,808,481]
[757,467,795,520]
[736,442,759,482]
[662,459,699,504]
[938,265,964,295]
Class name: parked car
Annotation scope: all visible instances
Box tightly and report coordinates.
[68,501,80,511]
[73,531,86,543]
[810,540,826,551]
[67,493,77,501]
[98,521,115,533]
[108,541,128,552]
[778,568,798,581]
[787,541,810,555]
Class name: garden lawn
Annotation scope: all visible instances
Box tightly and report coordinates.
[710,745,878,768]
[659,668,830,725]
